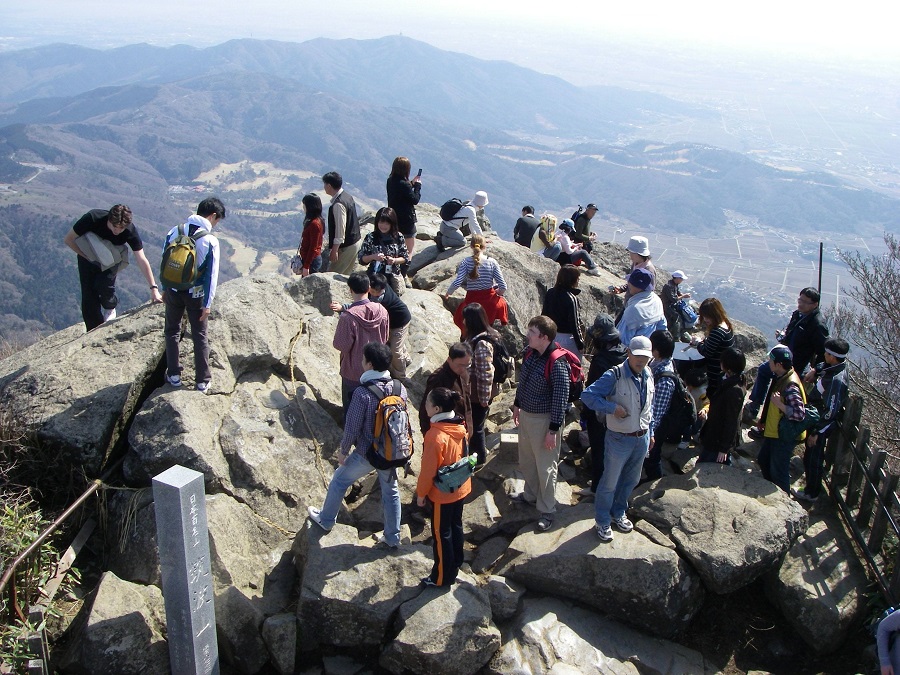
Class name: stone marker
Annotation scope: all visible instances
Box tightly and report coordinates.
[153,465,219,674]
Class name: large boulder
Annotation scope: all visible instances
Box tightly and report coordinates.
[495,503,705,638]
[380,573,501,675]
[61,571,169,675]
[764,515,868,654]
[487,596,711,674]
[630,465,809,594]
[293,522,434,648]
[0,305,165,476]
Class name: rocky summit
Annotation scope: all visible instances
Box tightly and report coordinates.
[0,222,867,674]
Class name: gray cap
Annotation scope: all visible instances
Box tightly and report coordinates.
[629,335,653,358]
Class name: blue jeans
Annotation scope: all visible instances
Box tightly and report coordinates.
[541,242,562,261]
[317,451,401,545]
[749,361,773,405]
[758,436,794,493]
[595,430,650,527]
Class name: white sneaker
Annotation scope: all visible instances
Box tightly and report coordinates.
[596,524,614,541]
[307,506,332,532]
[612,515,634,533]
[587,267,602,276]
[165,373,182,387]
[196,382,210,394]
[101,306,117,321]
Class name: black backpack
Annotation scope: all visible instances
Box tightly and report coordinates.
[440,198,468,221]
[570,205,585,223]
[654,371,697,439]
[473,334,514,384]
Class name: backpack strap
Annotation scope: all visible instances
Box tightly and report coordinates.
[365,382,388,401]
[391,379,401,397]
[543,346,567,379]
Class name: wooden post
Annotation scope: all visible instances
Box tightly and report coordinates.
[846,427,872,509]
[869,474,899,556]
[857,449,887,530]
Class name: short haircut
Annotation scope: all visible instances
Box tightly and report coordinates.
[720,347,746,375]
[347,271,370,294]
[448,342,473,360]
[108,204,133,227]
[824,337,850,360]
[197,197,226,220]
[683,368,708,388]
[800,287,820,304]
[528,315,557,342]
[301,193,323,220]
[363,342,392,372]
[322,171,343,189]
[649,329,675,359]
[554,264,581,290]
[391,156,411,179]
[368,272,388,291]
[428,386,461,412]
[522,205,534,215]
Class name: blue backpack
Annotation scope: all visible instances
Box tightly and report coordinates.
[675,298,698,327]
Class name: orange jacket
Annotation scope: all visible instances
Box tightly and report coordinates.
[417,418,471,504]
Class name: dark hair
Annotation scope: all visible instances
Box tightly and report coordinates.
[428,386,461,413]
[374,206,400,239]
[683,368,709,388]
[698,298,733,333]
[368,272,388,292]
[462,303,499,341]
[347,271,370,294]
[720,347,746,375]
[522,205,534,215]
[108,204,133,227]
[363,342,392,372]
[448,342,473,360]
[649,329,675,359]
[528,315,557,342]
[555,264,581,290]
[197,197,226,220]
[322,171,343,190]
[800,287,820,304]
[391,156,411,179]
[824,337,850,360]
[301,193,322,221]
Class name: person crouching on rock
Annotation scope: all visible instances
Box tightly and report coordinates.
[308,342,406,548]
[417,387,470,587]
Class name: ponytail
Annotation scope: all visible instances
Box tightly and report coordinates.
[469,234,485,280]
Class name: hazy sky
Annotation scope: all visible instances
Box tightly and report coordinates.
[4,0,899,68]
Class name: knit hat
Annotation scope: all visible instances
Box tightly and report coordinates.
[626,236,650,257]
[628,336,653,358]
[588,314,619,342]
[472,191,489,207]
[768,345,793,368]
[627,268,653,291]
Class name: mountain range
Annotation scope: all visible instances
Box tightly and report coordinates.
[0,35,897,342]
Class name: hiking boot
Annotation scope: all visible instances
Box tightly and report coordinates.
[165,373,182,387]
[196,381,211,394]
[596,524,614,542]
[434,232,445,252]
[536,514,553,532]
[791,488,817,503]
[307,506,333,532]
[747,427,764,441]
[612,515,634,533]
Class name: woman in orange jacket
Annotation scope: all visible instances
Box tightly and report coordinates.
[417,387,471,587]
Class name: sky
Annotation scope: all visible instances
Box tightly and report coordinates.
[3,0,900,73]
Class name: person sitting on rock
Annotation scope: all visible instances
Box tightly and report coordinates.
[697,347,746,465]
[556,220,601,275]
[436,191,486,251]
[417,386,470,587]
[756,345,806,493]
[513,205,540,247]
[444,234,508,338]
[308,342,407,548]
[530,214,562,261]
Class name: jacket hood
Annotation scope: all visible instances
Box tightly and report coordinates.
[346,300,388,329]
[433,419,468,442]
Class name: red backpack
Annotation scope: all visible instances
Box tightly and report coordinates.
[526,344,584,403]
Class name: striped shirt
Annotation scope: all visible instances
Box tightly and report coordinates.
[447,256,507,295]
[696,325,735,392]
[649,359,675,438]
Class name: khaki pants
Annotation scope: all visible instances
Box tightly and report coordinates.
[388,323,411,379]
[517,410,561,515]
[328,239,362,275]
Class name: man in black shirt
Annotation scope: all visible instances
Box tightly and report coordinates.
[63,204,163,330]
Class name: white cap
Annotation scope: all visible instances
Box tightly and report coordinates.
[472,191,489,207]
[672,270,687,280]
[628,335,653,357]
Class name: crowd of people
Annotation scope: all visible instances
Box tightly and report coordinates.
[66,160,848,589]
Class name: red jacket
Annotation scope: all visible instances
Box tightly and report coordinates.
[299,216,324,270]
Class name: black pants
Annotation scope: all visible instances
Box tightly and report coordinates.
[164,290,211,385]
[643,436,664,481]
[77,256,118,331]
[585,411,608,492]
[429,499,464,586]
[471,403,489,464]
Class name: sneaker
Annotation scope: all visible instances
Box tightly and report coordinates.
[536,514,553,532]
[586,267,602,277]
[165,373,182,387]
[434,232,445,253]
[420,576,437,587]
[101,306,117,322]
[677,441,691,451]
[373,533,399,549]
[196,381,211,394]
[747,427,764,441]
[596,524,614,542]
[791,488,816,503]
[404,276,413,289]
[307,506,333,532]
[612,515,633,533]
